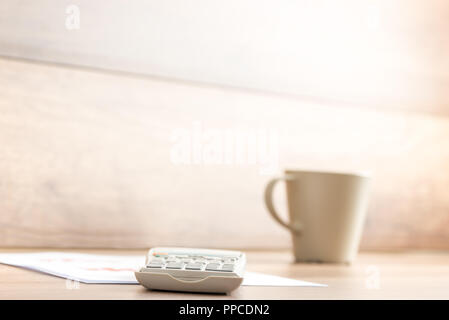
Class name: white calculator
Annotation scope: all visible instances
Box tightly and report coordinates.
[134,247,246,293]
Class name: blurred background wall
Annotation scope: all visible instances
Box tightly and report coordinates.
[0,0,448,249]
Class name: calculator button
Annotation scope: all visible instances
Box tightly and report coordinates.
[148,260,164,265]
[205,263,221,271]
[147,262,164,268]
[221,264,235,272]
[181,259,193,263]
[166,262,183,269]
[185,263,204,270]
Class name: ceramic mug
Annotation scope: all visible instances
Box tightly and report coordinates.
[264,170,371,263]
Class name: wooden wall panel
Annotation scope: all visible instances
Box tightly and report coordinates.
[0,58,449,249]
[1,0,449,116]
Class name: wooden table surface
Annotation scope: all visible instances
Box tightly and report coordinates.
[0,248,448,299]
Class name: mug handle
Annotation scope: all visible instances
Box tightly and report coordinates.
[264,175,303,235]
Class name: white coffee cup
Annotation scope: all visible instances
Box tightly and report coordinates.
[264,170,371,263]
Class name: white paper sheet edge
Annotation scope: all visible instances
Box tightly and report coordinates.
[0,252,326,287]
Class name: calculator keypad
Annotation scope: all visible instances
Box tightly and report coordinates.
[146,255,237,272]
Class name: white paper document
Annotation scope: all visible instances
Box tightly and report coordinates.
[0,252,326,287]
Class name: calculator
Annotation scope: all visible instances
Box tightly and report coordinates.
[134,247,246,293]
